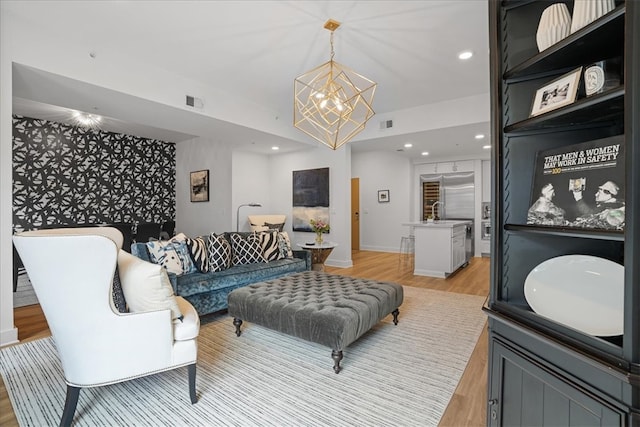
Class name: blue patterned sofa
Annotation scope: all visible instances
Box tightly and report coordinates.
[132,233,311,317]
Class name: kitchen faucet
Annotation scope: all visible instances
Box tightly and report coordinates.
[431,201,444,222]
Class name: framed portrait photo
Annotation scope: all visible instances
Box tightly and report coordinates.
[378,189,390,203]
[190,170,209,202]
[530,67,582,117]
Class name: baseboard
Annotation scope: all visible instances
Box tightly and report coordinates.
[359,245,399,253]
[0,327,19,347]
[325,259,353,268]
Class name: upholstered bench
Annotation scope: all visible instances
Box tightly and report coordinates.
[227,271,404,373]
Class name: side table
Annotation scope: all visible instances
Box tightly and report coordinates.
[297,242,337,271]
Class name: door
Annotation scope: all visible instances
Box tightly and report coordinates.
[351,178,360,251]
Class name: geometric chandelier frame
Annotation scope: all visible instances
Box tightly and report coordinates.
[294,19,377,150]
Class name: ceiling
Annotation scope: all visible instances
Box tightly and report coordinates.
[6,1,491,161]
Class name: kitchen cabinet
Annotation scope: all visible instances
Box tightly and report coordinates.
[416,160,474,175]
[406,221,469,278]
[485,1,639,425]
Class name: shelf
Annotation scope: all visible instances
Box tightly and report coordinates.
[504,86,624,135]
[504,224,624,241]
[487,302,627,368]
[504,4,625,83]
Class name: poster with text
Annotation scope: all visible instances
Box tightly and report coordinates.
[528,135,625,230]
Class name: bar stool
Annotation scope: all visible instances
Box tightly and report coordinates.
[398,234,415,268]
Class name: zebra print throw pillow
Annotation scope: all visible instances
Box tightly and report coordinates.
[260,230,281,261]
[185,236,210,273]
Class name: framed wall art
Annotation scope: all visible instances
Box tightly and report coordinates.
[530,67,582,117]
[190,170,209,202]
[378,189,390,203]
[292,167,330,231]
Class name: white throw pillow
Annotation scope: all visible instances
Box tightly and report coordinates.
[278,231,294,259]
[146,233,196,276]
[117,250,183,321]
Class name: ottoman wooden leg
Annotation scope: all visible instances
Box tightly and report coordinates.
[233,318,243,337]
[392,308,400,325]
[332,350,343,374]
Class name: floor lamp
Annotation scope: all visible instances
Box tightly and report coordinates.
[236,203,262,232]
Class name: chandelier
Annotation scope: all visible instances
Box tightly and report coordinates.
[294,19,377,150]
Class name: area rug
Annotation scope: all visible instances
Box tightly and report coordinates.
[0,286,487,426]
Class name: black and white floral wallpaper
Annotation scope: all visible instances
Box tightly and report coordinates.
[12,115,176,233]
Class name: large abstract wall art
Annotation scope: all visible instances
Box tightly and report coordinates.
[292,167,329,232]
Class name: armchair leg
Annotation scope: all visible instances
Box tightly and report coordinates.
[60,385,80,427]
[188,363,197,404]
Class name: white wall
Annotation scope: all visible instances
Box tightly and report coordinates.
[0,11,17,346]
[231,146,353,268]
[352,151,412,252]
[232,151,272,232]
[175,137,233,237]
[271,146,352,268]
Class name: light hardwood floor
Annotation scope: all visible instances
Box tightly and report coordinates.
[1,251,489,426]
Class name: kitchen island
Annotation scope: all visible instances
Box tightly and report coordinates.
[403,220,471,278]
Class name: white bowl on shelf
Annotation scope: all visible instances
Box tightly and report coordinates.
[524,254,623,336]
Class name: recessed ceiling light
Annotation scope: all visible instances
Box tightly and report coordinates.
[458,51,473,60]
[421,151,429,156]
[72,111,102,129]
[404,143,413,148]
[475,134,485,140]
[271,146,279,150]
[483,145,491,150]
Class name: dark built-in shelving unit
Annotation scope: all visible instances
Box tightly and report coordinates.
[486,0,639,425]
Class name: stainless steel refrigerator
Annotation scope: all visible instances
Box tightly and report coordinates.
[421,171,475,261]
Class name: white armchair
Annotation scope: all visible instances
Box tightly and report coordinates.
[12,227,200,426]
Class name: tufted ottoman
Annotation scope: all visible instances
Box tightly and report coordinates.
[227,271,404,373]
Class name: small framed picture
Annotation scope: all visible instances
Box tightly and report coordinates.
[530,67,582,117]
[378,189,390,203]
[190,170,209,202]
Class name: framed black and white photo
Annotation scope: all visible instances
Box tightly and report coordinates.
[190,170,209,202]
[378,189,390,203]
[530,67,582,117]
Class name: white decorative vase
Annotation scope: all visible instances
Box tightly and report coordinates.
[570,0,615,34]
[536,3,572,52]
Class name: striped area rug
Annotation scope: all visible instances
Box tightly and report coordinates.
[0,286,487,426]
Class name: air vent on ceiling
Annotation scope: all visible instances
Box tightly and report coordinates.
[185,95,204,109]
[380,119,393,129]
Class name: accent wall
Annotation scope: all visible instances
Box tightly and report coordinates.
[12,115,175,233]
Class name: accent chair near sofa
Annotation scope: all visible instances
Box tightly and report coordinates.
[13,227,199,426]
